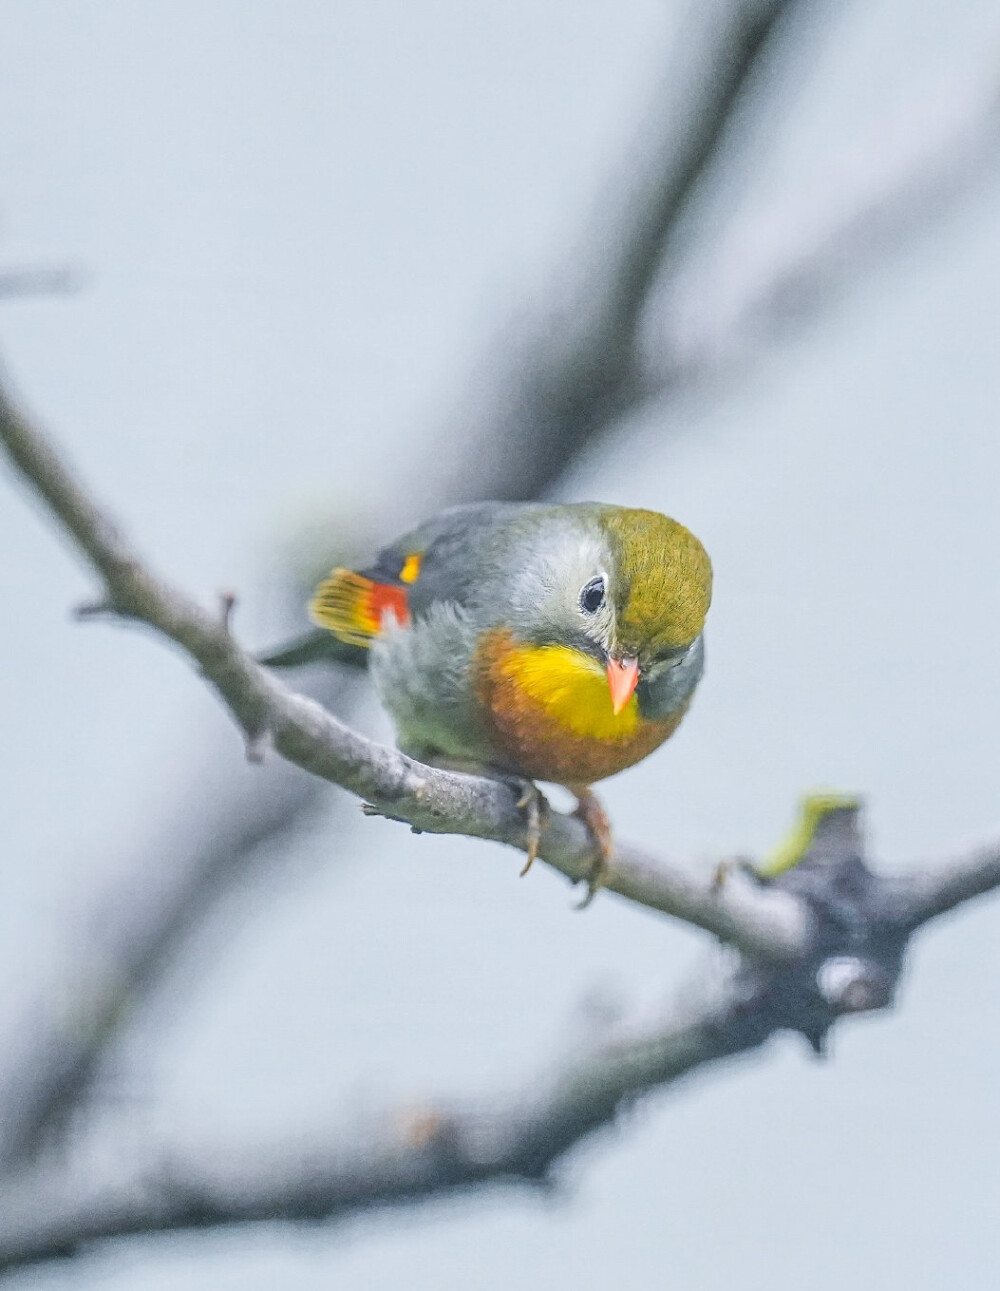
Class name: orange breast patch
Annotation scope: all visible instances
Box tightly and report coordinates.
[473,628,686,787]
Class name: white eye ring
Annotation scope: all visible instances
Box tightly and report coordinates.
[579,576,606,615]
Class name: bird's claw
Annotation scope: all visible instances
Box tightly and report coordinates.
[511,779,542,876]
[572,788,613,908]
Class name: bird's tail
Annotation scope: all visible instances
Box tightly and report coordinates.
[259,565,412,670]
[257,627,369,670]
[308,567,410,646]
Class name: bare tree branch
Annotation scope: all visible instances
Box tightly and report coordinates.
[5,361,1000,1273]
[3,0,998,1266]
[4,264,1000,1275]
[0,969,776,1270]
[0,2,835,1170]
[32,0,995,1169]
[0,378,811,963]
[1,802,993,1270]
[884,842,1000,930]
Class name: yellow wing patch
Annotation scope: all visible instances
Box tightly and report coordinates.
[399,552,422,584]
[497,643,640,742]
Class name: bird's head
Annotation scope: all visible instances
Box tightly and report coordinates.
[503,504,712,715]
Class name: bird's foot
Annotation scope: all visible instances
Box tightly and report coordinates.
[572,787,613,908]
[412,758,547,878]
[506,777,543,876]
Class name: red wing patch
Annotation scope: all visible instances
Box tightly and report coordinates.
[309,569,410,647]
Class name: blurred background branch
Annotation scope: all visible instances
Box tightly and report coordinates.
[438,0,804,504]
[1,804,999,1268]
[2,0,1000,1280]
[0,0,815,1178]
[0,266,81,300]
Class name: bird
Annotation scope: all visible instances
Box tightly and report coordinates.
[262,501,712,901]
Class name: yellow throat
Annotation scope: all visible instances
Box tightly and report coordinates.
[498,643,641,741]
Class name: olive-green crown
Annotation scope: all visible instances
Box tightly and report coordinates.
[601,507,712,656]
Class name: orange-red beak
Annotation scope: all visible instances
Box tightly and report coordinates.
[606,656,639,716]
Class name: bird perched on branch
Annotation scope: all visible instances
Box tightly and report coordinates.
[263,502,711,901]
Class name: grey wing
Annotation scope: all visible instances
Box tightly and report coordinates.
[370,600,494,765]
[379,501,550,618]
[367,502,548,768]
[261,503,544,681]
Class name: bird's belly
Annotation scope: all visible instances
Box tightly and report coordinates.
[473,629,686,785]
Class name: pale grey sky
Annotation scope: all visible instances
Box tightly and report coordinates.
[3,2,1000,1287]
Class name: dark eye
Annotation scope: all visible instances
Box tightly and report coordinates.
[579,576,606,614]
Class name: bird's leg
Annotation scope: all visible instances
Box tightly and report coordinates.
[508,777,543,876]
[405,751,544,876]
[571,786,614,908]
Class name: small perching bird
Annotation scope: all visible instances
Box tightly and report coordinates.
[264,501,712,900]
